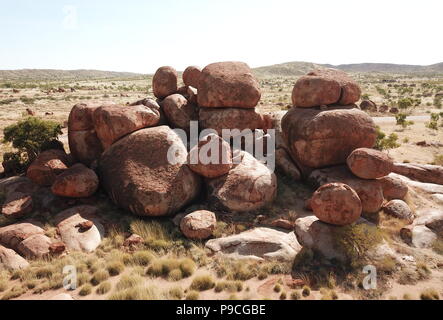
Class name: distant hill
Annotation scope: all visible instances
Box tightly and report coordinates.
[253,62,443,77]
[0,69,145,81]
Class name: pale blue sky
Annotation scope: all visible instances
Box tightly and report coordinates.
[0,0,442,73]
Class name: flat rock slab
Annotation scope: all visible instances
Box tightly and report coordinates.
[0,244,29,270]
[55,205,104,253]
[0,222,45,250]
[205,227,302,262]
[16,233,52,259]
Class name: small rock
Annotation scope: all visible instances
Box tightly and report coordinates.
[382,200,414,221]
[347,148,393,179]
[180,210,217,240]
[1,192,33,218]
[123,234,144,247]
[0,244,29,270]
[270,218,294,230]
[49,242,66,255]
[75,220,94,232]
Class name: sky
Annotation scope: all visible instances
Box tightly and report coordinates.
[0,0,442,73]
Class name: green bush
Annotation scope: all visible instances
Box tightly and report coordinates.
[2,117,62,171]
[374,126,400,151]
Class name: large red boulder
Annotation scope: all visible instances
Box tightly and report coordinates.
[26,149,71,186]
[99,126,201,216]
[292,69,361,107]
[282,106,376,169]
[311,183,362,226]
[183,66,202,88]
[347,148,393,179]
[51,163,99,198]
[162,94,198,131]
[68,103,103,166]
[207,151,277,212]
[199,107,265,136]
[197,62,261,108]
[188,133,233,178]
[93,104,160,149]
[308,165,384,214]
[153,66,178,99]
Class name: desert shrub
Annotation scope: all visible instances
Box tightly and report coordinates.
[403,293,413,300]
[190,275,215,291]
[168,269,184,281]
[302,286,311,297]
[79,284,93,296]
[90,270,110,286]
[374,126,400,151]
[106,261,125,276]
[96,282,112,295]
[129,220,178,250]
[1,152,29,175]
[131,250,155,266]
[2,117,62,171]
[398,97,413,110]
[426,113,440,130]
[332,223,384,268]
[432,239,443,255]
[1,285,26,300]
[420,288,439,300]
[395,113,414,128]
[146,257,195,279]
[186,290,200,300]
[290,291,302,300]
[168,286,184,300]
[280,292,287,300]
[215,281,243,293]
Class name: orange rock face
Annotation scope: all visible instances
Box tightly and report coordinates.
[183,66,202,88]
[26,149,71,186]
[93,104,160,149]
[347,148,393,180]
[162,94,198,132]
[282,106,377,169]
[311,183,362,226]
[292,69,361,107]
[153,66,178,99]
[51,163,99,198]
[197,62,261,108]
[188,134,233,178]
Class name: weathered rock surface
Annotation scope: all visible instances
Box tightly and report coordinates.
[275,148,301,181]
[292,69,361,107]
[197,62,261,108]
[308,165,384,214]
[0,244,29,270]
[180,210,217,240]
[183,66,202,88]
[294,215,397,263]
[282,106,376,168]
[207,151,277,212]
[311,183,362,226]
[93,104,160,149]
[68,103,104,166]
[153,66,178,99]
[347,148,393,179]
[0,222,45,250]
[1,192,33,218]
[378,175,409,200]
[99,126,201,216]
[162,94,198,131]
[392,163,443,185]
[400,209,442,248]
[199,107,265,136]
[188,133,233,178]
[382,200,414,221]
[16,233,52,259]
[205,227,302,261]
[55,206,104,252]
[51,163,99,198]
[26,149,71,186]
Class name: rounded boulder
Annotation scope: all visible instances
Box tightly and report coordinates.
[347,148,393,179]
[311,182,362,226]
[51,163,99,198]
[153,66,178,99]
[180,210,217,240]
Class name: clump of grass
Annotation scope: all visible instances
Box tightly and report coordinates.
[106,261,125,276]
[320,288,339,300]
[35,266,54,279]
[168,286,184,300]
[214,281,243,293]
[116,275,144,291]
[131,250,155,266]
[97,282,112,295]
[79,284,93,296]
[420,288,439,300]
[1,285,26,300]
[186,290,200,300]
[417,263,431,280]
[130,220,177,250]
[302,285,311,297]
[273,284,282,293]
[403,293,413,300]
[109,285,164,300]
[290,291,301,300]
[280,292,287,300]
[432,239,443,255]
[190,274,215,291]
[146,257,196,279]
[331,223,384,268]
[91,270,110,286]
